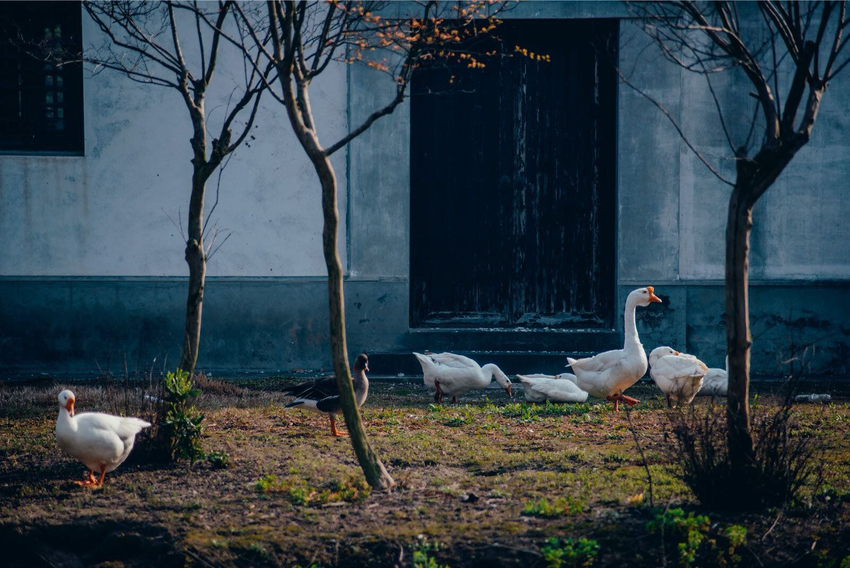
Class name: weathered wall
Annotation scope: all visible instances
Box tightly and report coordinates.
[0,10,348,278]
[617,10,850,375]
[1,2,848,377]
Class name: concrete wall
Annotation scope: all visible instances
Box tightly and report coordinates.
[0,10,349,277]
[1,2,848,377]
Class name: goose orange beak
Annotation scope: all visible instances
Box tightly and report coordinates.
[647,286,662,303]
[506,384,513,398]
[65,398,75,417]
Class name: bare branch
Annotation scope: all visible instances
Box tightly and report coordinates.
[325,83,406,157]
[615,65,734,186]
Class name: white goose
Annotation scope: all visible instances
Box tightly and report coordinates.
[517,373,589,403]
[566,287,662,411]
[55,390,151,487]
[648,347,709,407]
[413,352,512,403]
[698,356,728,397]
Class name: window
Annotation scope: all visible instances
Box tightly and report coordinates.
[0,2,83,154]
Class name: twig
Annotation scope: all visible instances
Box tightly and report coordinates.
[760,511,782,541]
[162,206,186,241]
[613,66,734,187]
[625,405,655,508]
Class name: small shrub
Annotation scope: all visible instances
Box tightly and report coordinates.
[724,525,747,565]
[160,369,205,464]
[648,508,711,567]
[665,388,822,511]
[412,536,448,568]
[647,508,747,567]
[541,537,600,568]
[522,495,585,518]
[207,450,230,469]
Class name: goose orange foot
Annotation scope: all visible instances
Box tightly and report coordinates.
[75,469,106,488]
[73,470,98,487]
[606,394,640,412]
[329,416,347,437]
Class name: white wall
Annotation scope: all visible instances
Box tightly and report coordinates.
[0,9,350,277]
[618,18,850,284]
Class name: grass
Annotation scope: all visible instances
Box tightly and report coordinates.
[1,379,849,567]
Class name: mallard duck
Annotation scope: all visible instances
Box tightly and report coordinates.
[649,346,709,407]
[55,390,151,487]
[566,287,662,411]
[413,352,512,403]
[698,356,728,397]
[283,353,369,437]
[517,373,588,403]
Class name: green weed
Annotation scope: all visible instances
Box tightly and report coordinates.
[541,537,600,567]
[522,495,586,518]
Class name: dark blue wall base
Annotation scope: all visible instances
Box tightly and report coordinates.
[1,278,848,378]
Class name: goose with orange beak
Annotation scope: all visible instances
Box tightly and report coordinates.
[565,287,662,411]
[55,390,151,487]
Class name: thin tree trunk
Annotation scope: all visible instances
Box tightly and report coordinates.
[179,169,207,377]
[725,183,756,478]
[725,146,802,481]
[313,152,394,490]
[180,101,209,378]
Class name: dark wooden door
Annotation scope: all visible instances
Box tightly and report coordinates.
[410,20,618,329]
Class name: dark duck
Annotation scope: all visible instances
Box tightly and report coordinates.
[283,353,370,437]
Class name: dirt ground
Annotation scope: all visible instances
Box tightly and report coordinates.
[1,377,849,567]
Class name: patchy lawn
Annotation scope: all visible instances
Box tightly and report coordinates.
[1,378,849,567]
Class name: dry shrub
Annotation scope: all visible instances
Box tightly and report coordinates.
[666,383,822,511]
[194,372,246,397]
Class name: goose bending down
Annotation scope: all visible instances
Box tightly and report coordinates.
[566,287,662,411]
[55,390,151,487]
[413,352,512,403]
[517,374,588,403]
[698,356,728,397]
[283,353,370,437]
[649,347,709,407]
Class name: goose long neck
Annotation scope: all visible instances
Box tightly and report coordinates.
[481,364,496,381]
[624,299,641,348]
[57,408,77,431]
[353,368,369,404]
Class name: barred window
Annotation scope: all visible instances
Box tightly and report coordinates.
[0,2,83,154]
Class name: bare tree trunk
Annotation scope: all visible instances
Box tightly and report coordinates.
[179,101,209,378]
[312,152,394,490]
[180,169,207,377]
[725,183,756,478]
[725,144,804,481]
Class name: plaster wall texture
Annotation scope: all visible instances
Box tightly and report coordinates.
[0,9,349,278]
[1,2,848,376]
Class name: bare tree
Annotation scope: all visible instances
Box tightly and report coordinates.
[80,1,270,377]
[629,1,849,482]
[211,0,508,489]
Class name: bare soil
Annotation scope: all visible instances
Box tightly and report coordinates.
[1,378,849,567]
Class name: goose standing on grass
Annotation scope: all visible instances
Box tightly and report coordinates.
[649,347,709,407]
[698,356,729,397]
[55,390,151,488]
[517,373,589,403]
[566,287,662,411]
[283,353,370,437]
[413,352,512,403]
